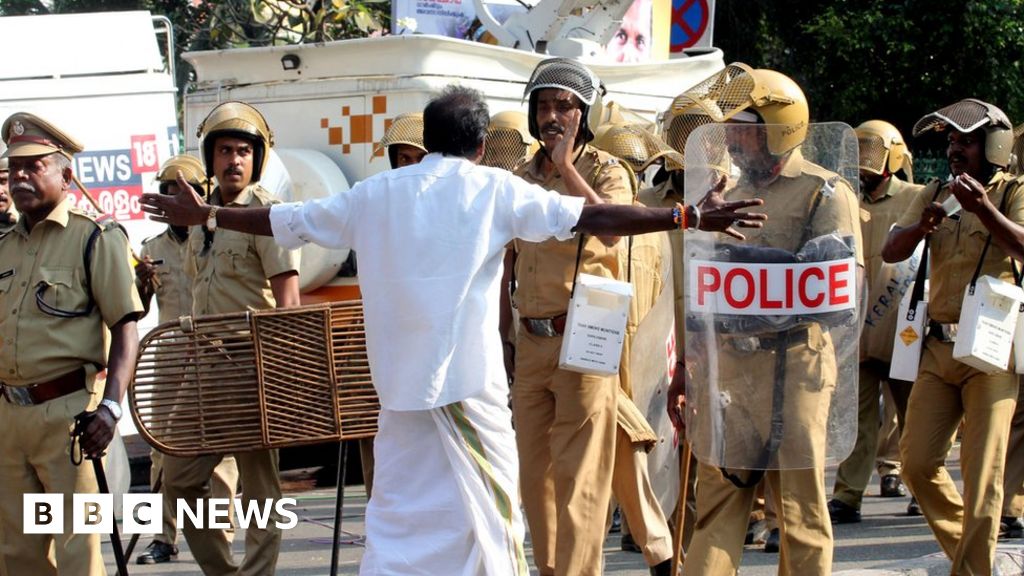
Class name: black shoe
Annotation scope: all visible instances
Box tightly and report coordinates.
[999,516,1024,539]
[650,559,672,576]
[610,507,622,534]
[879,474,906,498]
[906,496,922,516]
[621,532,642,553]
[763,528,780,553]
[136,540,178,565]
[827,499,862,524]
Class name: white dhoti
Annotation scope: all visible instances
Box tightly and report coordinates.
[360,384,527,576]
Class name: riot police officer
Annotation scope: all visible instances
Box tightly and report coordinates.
[667,65,864,575]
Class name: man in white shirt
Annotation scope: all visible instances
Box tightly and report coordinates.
[142,85,764,575]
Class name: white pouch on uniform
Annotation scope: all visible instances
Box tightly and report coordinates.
[890,279,928,382]
[953,275,1024,373]
[559,273,633,376]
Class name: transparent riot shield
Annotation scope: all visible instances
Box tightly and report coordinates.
[682,122,861,471]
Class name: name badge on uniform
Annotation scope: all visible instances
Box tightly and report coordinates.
[0,269,14,280]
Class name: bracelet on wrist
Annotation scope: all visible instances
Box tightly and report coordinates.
[673,202,688,230]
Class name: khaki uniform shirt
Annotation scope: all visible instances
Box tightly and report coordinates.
[0,199,143,386]
[896,171,1024,323]
[512,145,633,317]
[188,184,299,315]
[860,177,925,362]
[139,229,192,323]
[638,178,686,353]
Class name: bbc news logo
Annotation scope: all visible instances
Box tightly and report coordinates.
[24,494,298,534]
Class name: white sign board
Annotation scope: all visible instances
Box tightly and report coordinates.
[688,258,857,315]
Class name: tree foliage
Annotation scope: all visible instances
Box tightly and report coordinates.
[716,0,1024,155]
[6,0,1021,157]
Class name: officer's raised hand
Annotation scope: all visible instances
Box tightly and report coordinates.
[695,175,766,240]
[142,171,210,227]
[950,173,989,214]
[549,108,581,171]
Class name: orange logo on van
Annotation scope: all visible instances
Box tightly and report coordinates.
[320,95,389,157]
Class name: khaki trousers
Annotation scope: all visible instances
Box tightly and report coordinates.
[163,449,283,576]
[151,450,239,545]
[0,388,105,576]
[1002,380,1024,518]
[512,330,617,576]
[684,463,832,576]
[832,360,911,508]
[900,338,1017,576]
[612,426,673,566]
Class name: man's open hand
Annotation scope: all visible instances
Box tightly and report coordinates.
[696,176,767,240]
[141,171,210,227]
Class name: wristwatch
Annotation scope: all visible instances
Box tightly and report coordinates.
[99,398,123,421]
[206,205,220,232]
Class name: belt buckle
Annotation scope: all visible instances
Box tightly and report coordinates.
[1,385,34,407]
[526,318,558,338]
[943,324,958,343]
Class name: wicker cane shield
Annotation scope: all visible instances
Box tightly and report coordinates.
[130,301,378,457]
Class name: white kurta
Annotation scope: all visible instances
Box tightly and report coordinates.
[270,153,582,411]
[268,153,583,574]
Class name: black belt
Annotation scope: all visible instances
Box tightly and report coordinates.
[927,321,958,343]
[1,367,87,406]
[521,314,568,337]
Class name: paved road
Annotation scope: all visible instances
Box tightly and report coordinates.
[104,442,1017,575]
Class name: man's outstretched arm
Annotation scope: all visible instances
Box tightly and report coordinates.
[142,171,274,235]
[575,176,766,239]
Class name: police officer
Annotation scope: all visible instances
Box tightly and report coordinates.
[501,58,633,576]
[133,155,241,565]
[0,113,143,575]
[0,143,16,235]
[883,98,1023,574]
[160,101,300,576]
[658,91,791,555]
[828,120,924,524]
[592,121,674,575]
[666,65,863,575]
[375,112,427,169]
